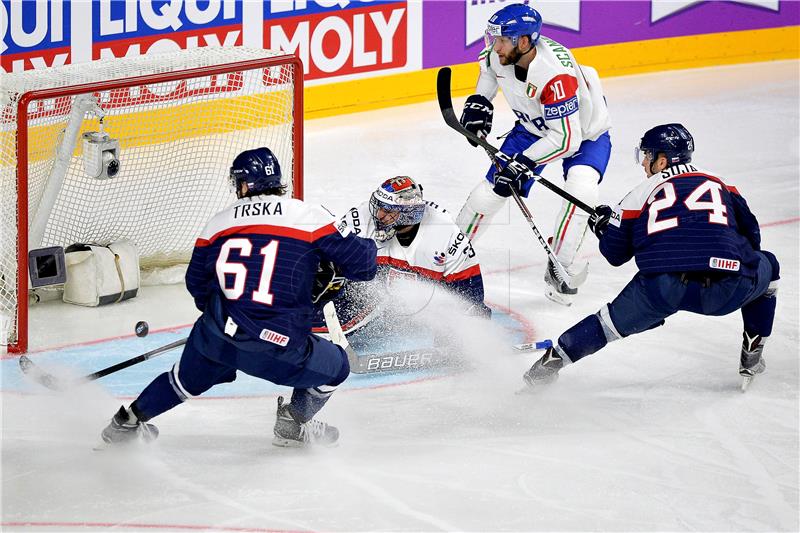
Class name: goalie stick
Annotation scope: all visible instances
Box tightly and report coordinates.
[436,67,587,290]
[436,67,595,216]
[322,302,453,374]
[19,337,187,392]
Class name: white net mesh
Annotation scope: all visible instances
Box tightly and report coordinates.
[0,48,301,351]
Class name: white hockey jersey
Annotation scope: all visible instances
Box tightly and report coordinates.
[476,36,611,164]
[312,201,489,335]
[339,201,483,288]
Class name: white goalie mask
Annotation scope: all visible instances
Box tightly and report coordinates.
[369,176,425,242]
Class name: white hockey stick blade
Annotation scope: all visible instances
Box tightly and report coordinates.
[322,302,455,375]
[19,355,68,391]
[512,340,553,352]
[322,301,360,369]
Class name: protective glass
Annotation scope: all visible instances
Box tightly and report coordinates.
[484,28,517,48]
[634,146,654,165]
[369,195,425,231]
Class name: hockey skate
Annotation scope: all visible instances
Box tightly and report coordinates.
[521,347,565,391]
[544,259,577,306]
[739,332,766,392]
[98,406,159,448]
[272,396,339,447]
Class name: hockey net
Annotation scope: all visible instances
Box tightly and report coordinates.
[1,48,303,353]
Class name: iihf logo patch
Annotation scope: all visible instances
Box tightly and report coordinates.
[526,83,537,98]
[433,252,446,266]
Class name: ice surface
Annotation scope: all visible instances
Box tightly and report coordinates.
[2,60,798,532]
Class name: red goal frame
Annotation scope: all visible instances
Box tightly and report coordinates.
[10,54,304,354]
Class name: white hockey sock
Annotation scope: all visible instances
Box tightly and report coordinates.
[456,180,507,242]
[551,165,599,275]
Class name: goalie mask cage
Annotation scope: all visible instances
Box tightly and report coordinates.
[1,48,303,353]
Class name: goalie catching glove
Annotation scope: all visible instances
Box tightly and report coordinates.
[312,260,348,305]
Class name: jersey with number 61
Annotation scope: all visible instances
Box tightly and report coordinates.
[600,163,762,277]
[185,194,377,350]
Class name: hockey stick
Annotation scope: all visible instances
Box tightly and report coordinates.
[512,339,553,352]
[322,302,453,374]
[482,147,586,290]
[508,187,587,290]
[436,67,595,216]
[322,301,359,369]
[19,337,187,392]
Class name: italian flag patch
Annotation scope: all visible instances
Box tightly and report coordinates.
[526,83,537,98]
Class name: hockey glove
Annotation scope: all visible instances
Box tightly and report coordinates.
[493,153,537,198]
[588,205,613,237]
[312,260,348,305]
[460,94,494,147]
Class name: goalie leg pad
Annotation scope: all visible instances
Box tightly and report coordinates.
[550,165,599,274]
[456,180,508,242]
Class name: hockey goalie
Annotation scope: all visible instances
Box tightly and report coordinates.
[314,176,491,360]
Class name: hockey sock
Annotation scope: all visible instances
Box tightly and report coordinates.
[129,370,187,422]
[289,386,336,424]
[742,250,779,337]
[558,312,612,362]
[742,283,777,338]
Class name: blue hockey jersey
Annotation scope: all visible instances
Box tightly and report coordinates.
[185,194,377,350]
[600,163,762,277]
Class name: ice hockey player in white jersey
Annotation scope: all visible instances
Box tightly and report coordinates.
[316,176,491,337]
[455,3,612,306]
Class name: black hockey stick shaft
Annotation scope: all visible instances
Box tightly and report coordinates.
[19,337,187,391]
[436,67,595,216]
[84,337,187,381]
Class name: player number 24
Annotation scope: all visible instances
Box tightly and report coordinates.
[216,238,279,305]
[647,179,728,234]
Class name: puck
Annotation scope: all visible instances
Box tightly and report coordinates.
[135,321,149,337]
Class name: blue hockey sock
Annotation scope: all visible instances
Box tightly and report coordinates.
[289,386,335,424]
[558,313,609,362]
[742,250,780,337]
[742,286,777,338]
[130,371,185,422]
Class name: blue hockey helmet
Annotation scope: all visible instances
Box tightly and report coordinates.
[229,147,283,196]
[486,3,543,47]
[636,123,695,166]
[369,176,425,241]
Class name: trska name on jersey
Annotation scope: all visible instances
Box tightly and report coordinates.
[233,201,283,218]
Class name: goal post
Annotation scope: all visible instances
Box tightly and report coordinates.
[1,48,304,353]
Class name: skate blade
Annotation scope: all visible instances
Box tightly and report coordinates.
[93,439,112,451]
[515,383,549,395]
[272,436,306,448]
[741,375,754,393]
[544,288,573,307]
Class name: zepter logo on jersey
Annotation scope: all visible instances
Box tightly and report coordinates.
[541,74,579,120]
